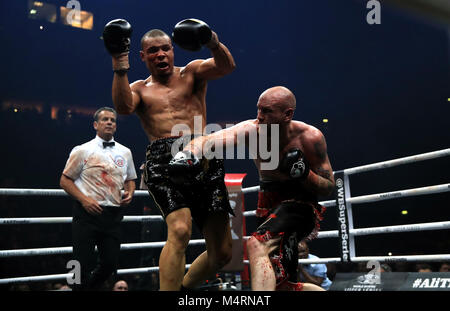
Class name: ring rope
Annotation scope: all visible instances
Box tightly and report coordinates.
[350,254,450,263]
[350,221,450,236]
[0,264,195,285]
[0,239,207,258]
[4,252,450,286]
[341,148,450,175]
[243,254,450,266]
[1,221,449,258]
[0,273,74,285]
[0,215,164,225]
[1,147,447,197]
[345,183,450,205]
[1,183,447,226]
[2,183,448,203]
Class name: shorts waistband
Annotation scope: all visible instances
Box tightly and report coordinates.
[150,134,205,144]
[150,135,182,143]
[260,180,297,191]
[259,180,317,202]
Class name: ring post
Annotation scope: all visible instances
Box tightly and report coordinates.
[334,171,354,262]
[221,173,247,289]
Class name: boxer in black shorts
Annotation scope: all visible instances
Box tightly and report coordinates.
[143,136,234,229]
[105,16,236,290]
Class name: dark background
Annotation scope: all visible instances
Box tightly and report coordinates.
[0,0,448,289]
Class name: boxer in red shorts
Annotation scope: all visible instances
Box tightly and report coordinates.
[171,86,335,290]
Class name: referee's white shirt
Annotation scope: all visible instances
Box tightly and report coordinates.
[63,136,137,207]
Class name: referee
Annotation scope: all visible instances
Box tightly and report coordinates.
[60,107,137,290]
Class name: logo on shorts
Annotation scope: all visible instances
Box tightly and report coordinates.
[114,155,125,167]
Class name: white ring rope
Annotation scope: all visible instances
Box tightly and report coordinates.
[2,183,447,225]
[2,183,448,203]
[341,148,450,175]
[242,186,260,194]
[243,254,450,266]
[345,183,450,205]
[0,239,207,258]
[1,148,448,198]
[245,183,450,208]
[4,253,450,285]
[2,221,449,258]
[0,273,74,285]
[0,189,151,197]
[350,221,450,236]
[0,215,164,225]
[350,254,450,263]
[0,265,194,285]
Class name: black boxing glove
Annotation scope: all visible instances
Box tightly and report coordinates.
[103,19,132,54]
[172,18,214,51]
[168,150,202,183]
[102,19,132,72]
[279,148,310,180]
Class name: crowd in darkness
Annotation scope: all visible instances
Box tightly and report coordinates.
[0,107,448,291]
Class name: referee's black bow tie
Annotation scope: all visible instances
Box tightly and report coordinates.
[103,141,115,148]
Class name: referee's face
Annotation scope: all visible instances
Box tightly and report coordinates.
[94,110,117,141]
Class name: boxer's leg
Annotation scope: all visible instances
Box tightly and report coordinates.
[182,210,232,289]
[159,207,192,290]
[247,235,281,291]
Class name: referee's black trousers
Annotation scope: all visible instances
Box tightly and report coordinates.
[71,202,123,291]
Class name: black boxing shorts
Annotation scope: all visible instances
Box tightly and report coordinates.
[143,136,234,229]
[252,180,326,288]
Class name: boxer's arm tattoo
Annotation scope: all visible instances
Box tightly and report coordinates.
[316,167,331,180]
[316,167,334,194]
[306,134,334,195]
[314,137,327,161]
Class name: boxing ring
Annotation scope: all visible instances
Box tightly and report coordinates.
[0,148,449,287]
